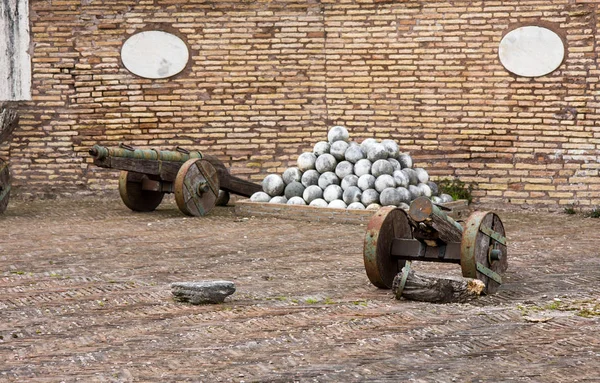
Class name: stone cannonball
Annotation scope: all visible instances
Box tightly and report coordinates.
[328,126,350,143]
[408,185,422,201]
[381,139,400,159]
[361,189,380,206]
[427,181,440,196]
[309,198,328,207]
[335,161,354,180]
[282,167,303,185]
[393,170,409,188]
[297,152,317,171]
[287,196,306,205]
[313,141,330,156]
[388,158,402,172]
[269,196,288,204]
[250,191,271,203]
[323,184,344,202]
[347,202,366,210]
[315,153,338,174]
[343,186,362,205]
[284,181,306,199]
[431,196,443,204]
[318,171,340,190]
[357,174,376,191]
[375,174,396,193]
[396,187,412,204]
[341,174,359,191]
[354,159,372,177]
[367,143,389,162]
[371,159,394,178]
[360,138,378,153]
[397,153,413,169]
[301,169,320,187]
[328,199,348,209]
[440,193,454,203]
[402,168,419,186]
[380,188,402,207]
[398,202,410,210]
[418,183,432,198]
[414,168,429,184]
[366,203,382,211]
[303,185,323,204]
[330,140,350,161]
[262,174,285,196]
[344,144,365,164]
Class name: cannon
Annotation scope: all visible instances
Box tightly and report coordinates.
[89,144,262,216]
[364,196,508,295]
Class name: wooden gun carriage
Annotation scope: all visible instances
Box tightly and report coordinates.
[364,196,508,295]
[89,144,261,216]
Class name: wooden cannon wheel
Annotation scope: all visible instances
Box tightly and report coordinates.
[174,158,220,217]
[364,206,412,289]
[118,171,165,212]
[0,158,10,214]
[460,211,508,294]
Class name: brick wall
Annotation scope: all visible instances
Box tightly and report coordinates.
[3,0,600,209]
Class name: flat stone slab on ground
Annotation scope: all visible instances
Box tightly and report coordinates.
[171,280,236,304]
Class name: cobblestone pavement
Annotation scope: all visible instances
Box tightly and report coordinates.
[1,197,599,382]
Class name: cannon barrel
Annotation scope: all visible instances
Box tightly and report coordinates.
[89,144,202,163]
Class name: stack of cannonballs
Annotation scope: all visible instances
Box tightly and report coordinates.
[250,126,453,210]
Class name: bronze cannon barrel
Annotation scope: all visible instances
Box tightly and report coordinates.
[89,144,203,163]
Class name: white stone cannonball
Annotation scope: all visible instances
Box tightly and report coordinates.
[440,193,454,203]
[354,159,372,177]
[427,181,440,196]
[318,172,340,190]
[323,184,343,202]
[398,202,410,210]
[328,126,350,143]
[309,198,328,207]
[287,196,306,205]
[343,186,362,205]
[367,143,389,162]
[250,191,271,203]
[347,202,366,210]
[431,196,443,204]
[414,168,429,184]
[301,169,320,187]
[328,199,347,209]
[315,153,337,173]
[269,196,288,204]
[297,152,317,171]
[371,159,394,178]
[396,187,412,204]
[375,174,396,193]
[381,139,400,159]
[418,183,432,198]
[393,170,409,188]
[284,181,305,199]
[357,174,376,191]
[282,167,303,185]
[380,188,402,207]
[408,185,422,200]
[360,138,378,153]
[303,185,323,204]
[313,141,330,156]
[366,203,381,211]
[262,174,285,197]
[397,153,413,169]
[335,161,354,180]
[344,145,365,164]
[361,189,380,206]
[341,174,359,191]
[402,168,419,186]
[330,141,350,161]
[388,158,402,172]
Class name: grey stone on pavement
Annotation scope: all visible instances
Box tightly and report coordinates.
[171,281,236,305]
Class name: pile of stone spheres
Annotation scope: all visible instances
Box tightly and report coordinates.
[250,126,453,210]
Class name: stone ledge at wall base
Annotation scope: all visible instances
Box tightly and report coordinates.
[234,199,469,225]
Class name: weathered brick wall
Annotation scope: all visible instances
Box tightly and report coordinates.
[3,0,600,209]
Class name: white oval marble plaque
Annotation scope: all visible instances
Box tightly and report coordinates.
[499,26,565,77]
[121,31,189,79]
